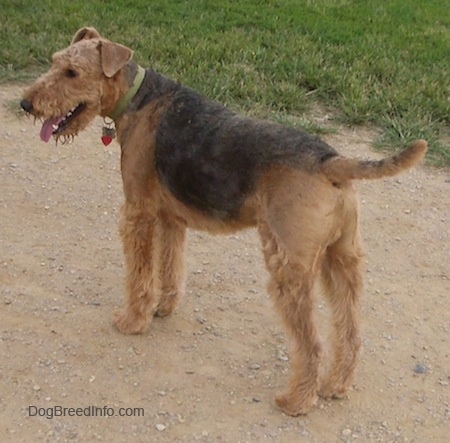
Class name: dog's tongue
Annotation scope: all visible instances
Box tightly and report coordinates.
[40,117,63,142]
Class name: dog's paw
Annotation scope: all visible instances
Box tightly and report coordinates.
[154,305,174,317]
[154,300,177,318]
[275,391,318,416]
[317,381,349,399]
[113,310,149,334]
[154,291,180,318]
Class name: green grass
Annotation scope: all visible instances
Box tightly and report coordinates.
[1,0,449,164]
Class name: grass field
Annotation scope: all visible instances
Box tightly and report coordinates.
[1,0,449,164]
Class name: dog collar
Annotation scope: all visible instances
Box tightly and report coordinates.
[108,65,146,121]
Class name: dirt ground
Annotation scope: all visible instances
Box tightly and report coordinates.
[0,84,449,443]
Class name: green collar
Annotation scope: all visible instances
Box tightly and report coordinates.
[108,66,146,120]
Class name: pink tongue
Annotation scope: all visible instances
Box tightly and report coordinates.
[40,117,63,142]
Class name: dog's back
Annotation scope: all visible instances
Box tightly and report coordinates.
[149,74,339,218]
[147,73,426,218]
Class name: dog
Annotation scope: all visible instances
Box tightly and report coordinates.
[21,27,427,415]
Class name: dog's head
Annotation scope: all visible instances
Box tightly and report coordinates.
[21,27,133,143]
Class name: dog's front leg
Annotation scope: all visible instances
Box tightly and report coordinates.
[154,213,187,317]
[114,200,158,334]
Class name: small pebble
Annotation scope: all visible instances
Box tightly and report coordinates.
[156,423,166,432]
[342,428,352,437]
[277,352,289,362]
[414,363,426,374]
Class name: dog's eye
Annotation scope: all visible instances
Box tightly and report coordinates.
[66,69,78,78]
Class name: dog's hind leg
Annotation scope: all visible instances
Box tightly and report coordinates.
[319,205,364,399]
[154,213,187,317]
[114,200,158,334]
[258,220,324,416]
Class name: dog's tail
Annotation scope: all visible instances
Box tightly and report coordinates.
[321,139,427,181]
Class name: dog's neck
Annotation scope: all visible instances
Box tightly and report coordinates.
[108,64,146,121]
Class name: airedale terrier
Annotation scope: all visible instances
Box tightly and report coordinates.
[21,27,427,416]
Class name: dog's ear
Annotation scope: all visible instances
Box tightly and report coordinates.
[99,41,134,78]
[71,27,102,45]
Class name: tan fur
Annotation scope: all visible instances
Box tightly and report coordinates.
[21,27,427,416]
[321,139,427,181]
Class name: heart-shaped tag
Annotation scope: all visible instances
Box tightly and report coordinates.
[101,125,116,146]
[101,135,113,146]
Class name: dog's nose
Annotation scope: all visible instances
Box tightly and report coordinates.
[20,99,34,113]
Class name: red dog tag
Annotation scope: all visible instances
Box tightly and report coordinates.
[102,126,116,146]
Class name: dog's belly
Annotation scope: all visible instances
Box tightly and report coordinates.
[160,185,258,233]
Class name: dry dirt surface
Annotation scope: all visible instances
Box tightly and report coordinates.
[1,85,449,443]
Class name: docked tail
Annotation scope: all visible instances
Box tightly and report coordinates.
[321,139,427,181]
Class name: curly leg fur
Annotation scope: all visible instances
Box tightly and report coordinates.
[114,202,158,334]
[155,214,187,317]
[318,239,364,399]
[259,221,323,416]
